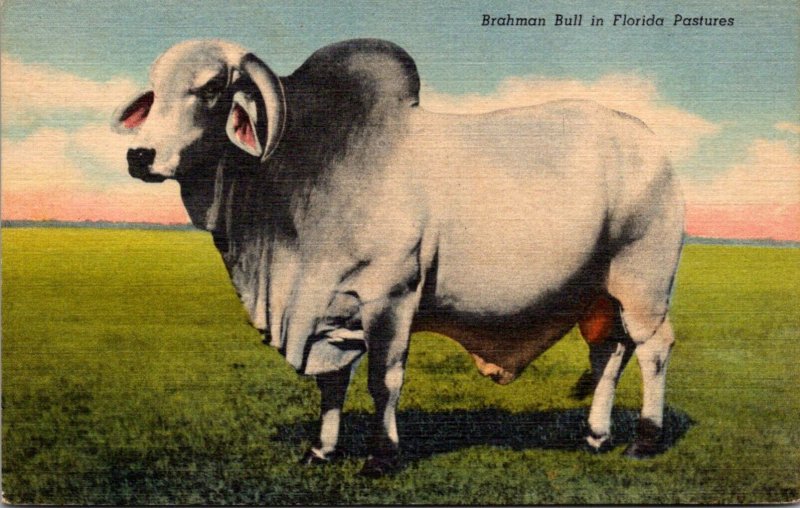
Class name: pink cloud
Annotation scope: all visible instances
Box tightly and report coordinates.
[682,138,800,241]
[686,204,799,242]
[2,186,188,224]
[775,122,800,135]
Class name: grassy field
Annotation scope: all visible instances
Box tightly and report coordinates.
[2,227,799,504]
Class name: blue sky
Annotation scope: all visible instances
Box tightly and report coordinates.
[1,1,798,238]
[3,1,796,114]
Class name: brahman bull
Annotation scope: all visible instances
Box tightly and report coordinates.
[115,38,684,476]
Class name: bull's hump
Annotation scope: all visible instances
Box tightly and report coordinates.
[287,38,420,108]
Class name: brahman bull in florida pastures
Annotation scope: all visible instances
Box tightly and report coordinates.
[115,38,684,476]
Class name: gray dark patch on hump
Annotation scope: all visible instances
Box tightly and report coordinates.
[292,39,420,107]
[274,41,418,169]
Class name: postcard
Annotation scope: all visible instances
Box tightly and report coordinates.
[2,1,798,505]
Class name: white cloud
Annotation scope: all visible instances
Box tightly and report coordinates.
[2,125,131,189]
[1,125,186,223]
[420,74,720,162]
[0,53,138,127]
[684,139,800,206]
[775,121,800,135]
[68,123,136,181]
[1,128,85,191]
[0,53,155,198]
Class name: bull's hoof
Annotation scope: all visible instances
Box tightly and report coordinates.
[299,448,342,466]
[584,432,614,454]
[623,418,665,459]
[359,453,401,478]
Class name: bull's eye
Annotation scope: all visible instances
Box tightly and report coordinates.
[190,75,226,106]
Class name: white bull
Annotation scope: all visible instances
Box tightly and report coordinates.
[115,38,684,476]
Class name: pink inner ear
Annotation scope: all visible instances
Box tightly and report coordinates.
[120,92,154,129]
[232,103,257,149]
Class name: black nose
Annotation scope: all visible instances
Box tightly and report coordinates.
[127,148,163,182]
[127,147,155,167]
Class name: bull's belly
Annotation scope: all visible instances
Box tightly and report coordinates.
[413,278,601,384]
[412,314,578,384]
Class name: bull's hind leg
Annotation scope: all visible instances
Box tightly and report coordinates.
[582,297,635,452]
[606,197,683,457]
[583,308,676,457]
[625,316,675,457]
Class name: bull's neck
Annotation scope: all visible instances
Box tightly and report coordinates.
[180,151,275,331]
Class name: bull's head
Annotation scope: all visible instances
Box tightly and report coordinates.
[113,39,285,183]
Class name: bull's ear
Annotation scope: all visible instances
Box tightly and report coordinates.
[113,91,154,132]
[226,54,285,161]
[226,91,263,156]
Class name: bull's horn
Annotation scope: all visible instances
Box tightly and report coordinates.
[240,53,286,162]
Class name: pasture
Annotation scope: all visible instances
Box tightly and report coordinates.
[2,227,798,504]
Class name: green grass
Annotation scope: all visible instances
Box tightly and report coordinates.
[2,228,799,504]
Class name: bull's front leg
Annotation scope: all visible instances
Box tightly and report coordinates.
[300,364,354,464]
[360,290,419,477]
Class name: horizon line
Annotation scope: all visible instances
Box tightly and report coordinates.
[2,219,799,248]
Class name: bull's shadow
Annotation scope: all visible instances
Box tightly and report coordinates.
[274,406,693,464]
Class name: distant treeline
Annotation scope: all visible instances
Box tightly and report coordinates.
[684,236,800,248]
[2,220,798,248]
[1,220,195,231]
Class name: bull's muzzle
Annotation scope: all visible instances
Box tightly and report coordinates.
[127,148,165,182]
